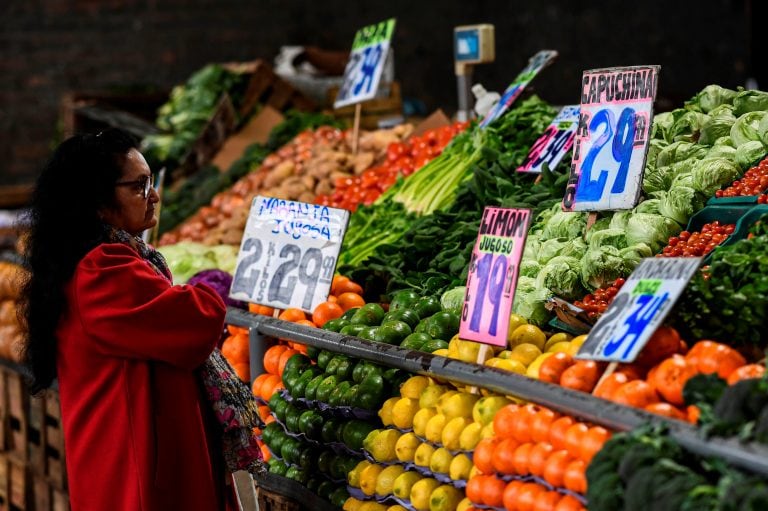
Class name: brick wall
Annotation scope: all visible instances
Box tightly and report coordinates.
[0,0,750,186]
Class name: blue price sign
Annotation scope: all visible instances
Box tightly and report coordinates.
[479,50,558,128]
[518,105,579,174]
[334,19,396,109]
[563,65,660,211]
[576,257,701,363]
[230,196,350,312]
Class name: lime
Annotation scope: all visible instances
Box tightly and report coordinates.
[340,324,368,337]
[330,487,350,508]
[315,375,340,402]
[271,397,289,423]
[280,437,301,464]
[268,458,288,476]
[298,410,324,439]
[357,326,379,341]
[317,450,335,474]
[303,374,325,401]
[316,350,334,370]
[323,318,350,332]
[296,446,317,470]
[321,418,344,443]
[350,303,386,326]
[285,465,309,484]
[318,480,336,499]
[425,311,460,340]
[328,381,352,407]
[400,332,432,350]
[413,296,441,320]
[375,321,412,345]
[389,289,420,312]
[421,339,449,353]
[382,309,421,329]
[284,404,302,433]
[354,391,382,411]
[343,420,377,451]
[359,372,385,397]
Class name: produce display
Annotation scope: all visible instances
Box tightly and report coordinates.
[0,261,26,362]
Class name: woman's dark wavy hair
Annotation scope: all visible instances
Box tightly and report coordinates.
[19,128,138,393]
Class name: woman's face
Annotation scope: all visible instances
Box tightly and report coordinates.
[100,148,159,236]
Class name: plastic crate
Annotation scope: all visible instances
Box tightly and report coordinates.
[256,487,300,511]
[685,204,768,263]
[706,195,759,206]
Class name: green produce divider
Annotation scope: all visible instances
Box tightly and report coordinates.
[227,307,768,478]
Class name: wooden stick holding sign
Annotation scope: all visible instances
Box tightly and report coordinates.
[352,103,362,155]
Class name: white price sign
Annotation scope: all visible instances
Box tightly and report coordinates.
[230,196,350,312]
[563,65,660,211]
[576,257,701,363]
[334,18,396,109]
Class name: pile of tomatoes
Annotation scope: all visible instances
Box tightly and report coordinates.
[715,156,768,198]
[573,278,625,319]
[315,121,469,211]
[659,221,735,258]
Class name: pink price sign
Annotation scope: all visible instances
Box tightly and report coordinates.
[459,207,531,346]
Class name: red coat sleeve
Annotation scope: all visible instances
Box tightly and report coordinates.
[73,243,226,369]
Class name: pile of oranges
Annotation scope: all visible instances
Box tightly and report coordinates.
[466,403,602,511]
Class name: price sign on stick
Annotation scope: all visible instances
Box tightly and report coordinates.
[577,257,701,363]
[230,196,350,313]
[518,105,579,173]
[479,50,558,128]
[459,208,531,346]
[334,18,396,108]
[563,65,660,211]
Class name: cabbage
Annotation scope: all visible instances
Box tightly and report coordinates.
[658,186,704,225]
[541,211,587,241]
[705,144,737,162]
[519,259,542,278]
[691,157,741,196]
[537,238,568,264]
[588,228,628,250]
[522,234,541,261]
[187,269,246,309]
[209,245,239,274]
[515,276,537,295]
[735,140,767,170]
[669,171,694,189]
[656,141,709,168]
[584,217,611,243]
[440,286,466,312]
[626,213,682,253]
[651,112,675,141]
[159,242,219,284]
[699,111,737,146]
[535,256,585,301]
[633,199,661,215]
[731,111,767,147]
[714,136,735,147]
[759,114,768,146]
[645,139,669,173]
[512,278,552,326]
[619,244,653,272]
[670,111,710,142]
[530,204,561,234]
[609,210,632,230]
[558,238,588,260]
[689,85,738,113]
[580,246,627,291]
[733,90,768,116]
[643,165,676,194]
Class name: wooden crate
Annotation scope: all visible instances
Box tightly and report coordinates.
[32,475,49,511]
[255,487,300,511]
[328,81,403,129]
[26,396,45,475]
[8,457,28,510]
[0,454,8,511]
[42,394,65,491]
[50,487,68,511]
[225,60,315,118]
[5,371,27,462]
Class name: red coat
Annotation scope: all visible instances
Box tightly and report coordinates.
[56,243,227,511]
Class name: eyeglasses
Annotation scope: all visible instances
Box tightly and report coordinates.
[115,174,154,199]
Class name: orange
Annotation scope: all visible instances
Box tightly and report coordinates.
[334,278,363,296]
[473,438,499,475]
[465,475,485,504]
[259,374,283,401]
[221,333,249,365]
[479,475,506,507]
[259,442,271,462]
[548,416,574,451]
[530,408,558,444]
[278,308,306,322]
[502,480,524,511]
[611,380,660,409]
[542,450,572,487]
[251,373,271,397]
[510,404,538,443]
[727,363,766,385]
[491,438,519,475]
[563,423,589,459]
[232,362,250,383]
[648,354,695,406]
[533,490,562,511]
[493,404,520,439]
[512,442,533,476]
[327,295,338,303]
[331,275,350,295]
[539,352,575,384]
[263,345,288,375]
[257,405,271,422]
[645,402,687,421]
[563,459,587,493]
[311,301,344,327]
[249,304,275,316]
[515,482,546,511]
[277,349,300,377]
[593,372,630,400]
[527,442,554,477]
[687,405,701,424]
[295,319,317,328]
[559,361,602,393]
[263,415,276,425]
[579,426,611,463]
[337,292,366,312]
[554,495,585,511]
[227,325,249,336]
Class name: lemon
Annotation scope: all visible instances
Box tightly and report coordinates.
[507,313,528,340]
[401,376,431,399]
[544,332,573,351]
[480,422,496,439]
[392,398,421,429]
[409,478,441,511]
[428,447,454,474]
[459,422,483,450]
[469,465,482,479]
[395,432,421,462]
[567,335,588,356]
[440,393,480,419]
[431,348,449,357]
[455,339,483,363]
[424,414,447,444]
[473,396,513,425]
[413,442,436,467]
[378,397,399,426]
[387,506,408,511]
[359,503,388,511]
[526,352,554,379]
[447,335,461,357]
[487,358,527,375]
[449,452,473,480]
[546,341,572,354]
[435,391,458,413]
[413,407,437,437]
[360,463,384,496]
[419,384,448,409]
[375,464,406,497]
[441,416,469,449]
[509,343,543,366]
[366,429,401,463]
[343,497,365,511]
[570,334,588,350]
[508,324,546,350]
[457,497,474,511]
[393,471,423,499]
[348,459,372,487]
[496,350,514,359]
[429,484,463,511]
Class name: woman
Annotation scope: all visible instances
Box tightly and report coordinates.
[20,129,229,510]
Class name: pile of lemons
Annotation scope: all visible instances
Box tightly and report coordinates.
[345,375,513,511]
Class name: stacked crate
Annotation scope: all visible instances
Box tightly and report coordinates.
[0,367,68,511]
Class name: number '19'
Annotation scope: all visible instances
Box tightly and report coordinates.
[468,253,508,336]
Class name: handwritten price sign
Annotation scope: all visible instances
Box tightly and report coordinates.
[460,208,531,346]
[576,257,700,363]
[334,18,396,109]
[230,196,350,313]
[518,105,579,173]
[479,50,558,128]
[563,65,660,211]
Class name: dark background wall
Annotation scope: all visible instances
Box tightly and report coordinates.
[0,0,756,186]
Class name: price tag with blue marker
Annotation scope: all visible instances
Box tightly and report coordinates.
[518,105,579,174]
[230,196,350,313]
[576,257,701,363]
[563,65,660,211]
[334,18,396,109]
